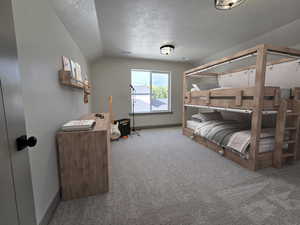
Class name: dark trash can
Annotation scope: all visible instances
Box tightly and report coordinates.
[116,118,131,137]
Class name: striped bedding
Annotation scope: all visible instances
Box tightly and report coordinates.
[187,120,275,156]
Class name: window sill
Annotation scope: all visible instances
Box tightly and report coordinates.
[129,111,173,116]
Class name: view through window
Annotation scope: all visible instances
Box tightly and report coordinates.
[131,70,170,113]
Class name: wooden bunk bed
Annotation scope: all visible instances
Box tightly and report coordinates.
[182,44,300,171]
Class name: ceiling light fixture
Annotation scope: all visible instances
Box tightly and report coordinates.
[215,0,246,10]
[160,44,175,55]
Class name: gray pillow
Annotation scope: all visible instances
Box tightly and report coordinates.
[192,111,223,122]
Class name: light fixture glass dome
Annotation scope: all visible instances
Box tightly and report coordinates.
[160,45,175,55]
[215,0,246,10]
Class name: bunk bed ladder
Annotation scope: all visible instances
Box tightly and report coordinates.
[273,100,300,168]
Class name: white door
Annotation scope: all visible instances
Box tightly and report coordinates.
[0,81,19,225]
[0,0,36,224]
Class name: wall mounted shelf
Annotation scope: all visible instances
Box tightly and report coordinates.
[59,70,90,89]
[59,70,91,103]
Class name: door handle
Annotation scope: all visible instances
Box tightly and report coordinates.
[16,135,37,151]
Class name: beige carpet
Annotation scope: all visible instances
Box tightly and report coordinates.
[50,127,300,225]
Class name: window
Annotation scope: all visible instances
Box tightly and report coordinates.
[131,70,171,113]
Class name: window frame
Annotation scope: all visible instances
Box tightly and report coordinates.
[130,69,172,114]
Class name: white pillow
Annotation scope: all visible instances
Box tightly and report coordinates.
[192,84,200,91]
[191,84,200,92]
[191,114,203,121]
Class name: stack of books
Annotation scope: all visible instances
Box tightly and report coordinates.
[61,120,95,131]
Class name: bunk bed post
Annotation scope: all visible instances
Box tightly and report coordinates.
[182,72,187,130]
[249,45,267,170]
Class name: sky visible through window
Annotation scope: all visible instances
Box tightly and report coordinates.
[132,71,150,87]
[132,71,168,87]
[152,73,169,87]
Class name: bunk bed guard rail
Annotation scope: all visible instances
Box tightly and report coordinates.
[184,87,281,110]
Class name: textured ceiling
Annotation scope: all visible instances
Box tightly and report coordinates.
[51,0,103,62]
[95,0,300,63]
[51,0,300,64]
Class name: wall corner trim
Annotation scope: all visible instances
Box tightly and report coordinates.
[39,191,60,225]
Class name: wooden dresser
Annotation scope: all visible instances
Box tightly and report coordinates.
[57,113,111,201]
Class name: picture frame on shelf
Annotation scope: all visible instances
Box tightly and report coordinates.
[70,59,77,81]
[75,63,82,83]
[62,56,71,72]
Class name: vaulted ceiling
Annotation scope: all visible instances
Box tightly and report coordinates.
[51,0,102,62]
[51,0,300,64]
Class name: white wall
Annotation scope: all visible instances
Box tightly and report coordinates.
[91,57,192,127]
[12,0,90,223]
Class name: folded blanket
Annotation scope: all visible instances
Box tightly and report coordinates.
[207,124,241,144]
[193,120,277,155]
[195,121,238,137]
[213,127,243,146]
[226,128,275,154]
[194,120,224,136]
[194,120,246,147]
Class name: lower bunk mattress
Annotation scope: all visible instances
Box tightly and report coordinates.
[186,120,276,158]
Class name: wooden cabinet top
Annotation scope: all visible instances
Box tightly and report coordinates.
[57,113,110,134]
